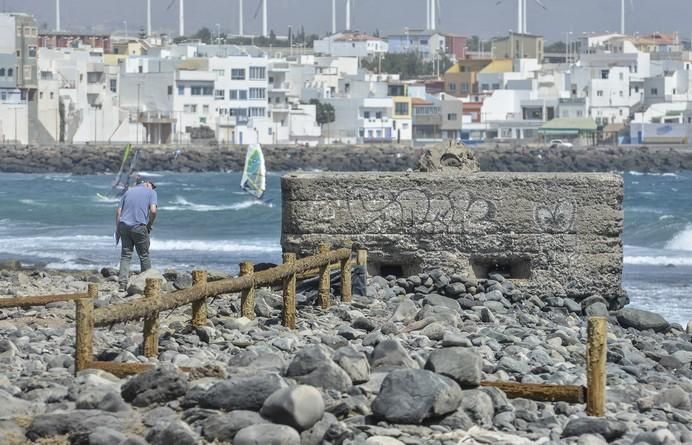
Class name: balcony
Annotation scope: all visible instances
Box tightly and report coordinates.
[135,111,177,124]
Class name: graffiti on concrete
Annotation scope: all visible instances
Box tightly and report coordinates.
[346,188,496,233]
[534,200,576,233]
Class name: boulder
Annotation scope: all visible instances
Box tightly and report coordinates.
[616,308,669,332]
[372,369,462,424]
[424,347,482,388]
[370,339,418,371]
[201,411,265,443]
[234,424,301,445]
[120,364,188,407]
[126,268,165,295]
[260,385,325,431]
[200,373,287,411]
[561,417,627,441]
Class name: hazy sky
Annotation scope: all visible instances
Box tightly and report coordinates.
[4,0,691,42]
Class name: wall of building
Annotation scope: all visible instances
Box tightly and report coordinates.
[282,171,626,308]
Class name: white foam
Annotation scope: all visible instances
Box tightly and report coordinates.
[152,239,280,253]
[136,171,164,177]
[659,215,674,221]
[629,171,645,176]
[19,199,46,206]
[625,255,692,266]
[665,226,692,251]
[160,196,264,212]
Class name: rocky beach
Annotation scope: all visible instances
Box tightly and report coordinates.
[4,143,692,174]
[0,264,691,445]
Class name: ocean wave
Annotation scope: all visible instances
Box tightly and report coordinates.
[659,215,674,220]
[665,225,692,251]
[628,171,678,177]
[160,196,265,212]
[152,239,281,253]
[136,172,164,177]
[95,194,121,203]
[19,199,47,207]
[625,255,692,266]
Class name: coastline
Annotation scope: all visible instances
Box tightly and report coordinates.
[1,266,691,445]
[3,143,692,174]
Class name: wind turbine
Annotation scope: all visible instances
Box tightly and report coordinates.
[332,0,336,34]
[252,0,268,37]
[167,0,185,36]
[497,0,546,34]
[345,0,351,31]
[55,0,60,31]
[146,0,151,37]
[239,0,244,36]
[619,0,633,35]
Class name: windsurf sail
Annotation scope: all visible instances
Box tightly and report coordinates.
[105,144,141,198]
[240,143,266,199]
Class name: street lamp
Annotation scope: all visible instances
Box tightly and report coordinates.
[123,20,128,39]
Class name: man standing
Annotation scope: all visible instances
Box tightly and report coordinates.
[116,178,158,291]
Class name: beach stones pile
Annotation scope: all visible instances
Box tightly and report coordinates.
[0,266,691,444]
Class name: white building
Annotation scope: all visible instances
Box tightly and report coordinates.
[313,32,388,58]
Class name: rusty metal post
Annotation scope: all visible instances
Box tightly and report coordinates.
[586,316,608,416]
[318,243,330,309]
[191,270,208,327]
[142,278,161,358]
[75,284,97,374]
[240,261,256,319]
[282,252,297,329]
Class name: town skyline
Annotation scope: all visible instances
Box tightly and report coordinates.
[3,0,692,41]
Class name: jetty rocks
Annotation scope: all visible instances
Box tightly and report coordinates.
[1,267,691,444]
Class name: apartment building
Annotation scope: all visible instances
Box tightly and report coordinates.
[313,32,388,58]
[493,32,544,61]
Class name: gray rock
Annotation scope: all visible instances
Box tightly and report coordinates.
[365,437,406,445]
[286,344,332,377]
[300,412,338,445]
[498,355,531,375]
[444,282,466,298]
[0,389,41,417]
[564,298,581,313]
[333,346,371,384]
[76,390,129,412]
[420,321,447,340]
[370,339,418,371]
[294,361,353,392]
[201,410,266,443]
[460,389,495,426]
[441,332,473,347]
[632,429,677,445]
[234,424,301,445]
[440,407,474,430]
[146,420,199,445]
[372,369,462,424]
[654,386,691,410]
[617,308,670,332]
[201,373,287,411]
[142,406,177,427]
[561,417,627,441]
[121,364,189,407]
[671,350,692,365]
[422,293,461,312]
[424,347,482,388]
[173,272,193,290]
[260,385,325,431]
[88,427,127,445]
[391,299,418,323]
[584,302,608,317]
[580,294,609,312]
[126,268,165,295]
[352,316,377,331]
[26,410,131,441]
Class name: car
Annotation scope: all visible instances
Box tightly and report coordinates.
[549,139,574,148]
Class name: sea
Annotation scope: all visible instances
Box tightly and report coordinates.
[0,170,691,325]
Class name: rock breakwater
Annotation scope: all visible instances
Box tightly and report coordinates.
[3,144,692,174]
[0,265,691,444]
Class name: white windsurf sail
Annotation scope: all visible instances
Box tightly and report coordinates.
[240,143,267,199]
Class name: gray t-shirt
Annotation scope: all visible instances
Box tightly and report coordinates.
[119,185,158,227]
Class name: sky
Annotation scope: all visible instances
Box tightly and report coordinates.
[4,0,691,42]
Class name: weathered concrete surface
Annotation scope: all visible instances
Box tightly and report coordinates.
[281,172,626,308]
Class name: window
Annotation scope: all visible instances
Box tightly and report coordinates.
[191,86,202,95]
[0,92,5,101]
[375,111,382,119]
[213,69,224,77]
[24,66,31,80]
[461,82,469,92]
[619,72,624,80]
[249,87,266,99]
[230,108,247,117]
[576,110,583,117]
[111,79,117,93]
[363,111,371,119]
[231,68,246,80]
[202,86,213,96]
[0,68,4,77]
[249,66,266,80]
[600,70,609,79]
[50,92,54,99]
[596,90,603,97]
[167,85,173,95]
[651,88,658,95]
[492,83,500,90]
[7,68,13,77]
[481,83,489,91]
[28,46,36,58]
[448,82,456,91]
[178,85,185,95]
[447,113,458,121]
[619,91,623,97]
[395,102,409,115]
[215,89,225,99]
[203,105,209,113]
[249,107,265,117]
[268,127,273,135]
[39,91,43,99]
